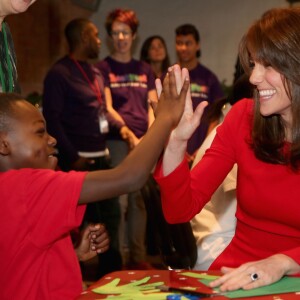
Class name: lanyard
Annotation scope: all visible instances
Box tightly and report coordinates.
[71,57,102,105]
[0,22,13,92]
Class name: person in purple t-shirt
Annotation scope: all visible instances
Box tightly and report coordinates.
[95,8,157,270]
[175,24,224,161]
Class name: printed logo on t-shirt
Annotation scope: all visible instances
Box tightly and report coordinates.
[109,73,148,89]
[190,83,209,99]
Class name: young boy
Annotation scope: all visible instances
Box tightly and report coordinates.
[0,66,205,299]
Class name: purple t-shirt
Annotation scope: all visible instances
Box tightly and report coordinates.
[95,57,155,139]
[188,63,224,155]
[43,56,107,164]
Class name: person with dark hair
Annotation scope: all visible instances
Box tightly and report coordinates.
[0,0,37,92]
[156,8,300,291]
[42,18,123,277]
[0,67,194,298]
[176,24,201,57]
[95,8,157,270]
[140,35,170,78]
[175,23,224,161]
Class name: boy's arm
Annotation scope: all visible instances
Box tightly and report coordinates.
[79,65,202,204]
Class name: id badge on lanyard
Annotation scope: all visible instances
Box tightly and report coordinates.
[99,113,109,133]
[71,57,109,133]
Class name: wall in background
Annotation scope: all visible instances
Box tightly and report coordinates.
[8,0,290,96]
[92,0,287,87]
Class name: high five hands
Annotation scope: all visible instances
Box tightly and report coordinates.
[152,64,208,176]
[155,64,208,143]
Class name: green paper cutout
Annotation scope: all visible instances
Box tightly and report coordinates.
[92,276,172,299]
[91,272,300,299]
[180,271,220,280]
[200,276,300,298]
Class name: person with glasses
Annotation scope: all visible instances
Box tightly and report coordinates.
[95,8,157,270]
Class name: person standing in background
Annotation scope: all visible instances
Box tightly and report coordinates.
[140,35,170,79]
[42,18,122,277]
[0,0,37,92]
[175,24,224,162]
[95,8,157,269]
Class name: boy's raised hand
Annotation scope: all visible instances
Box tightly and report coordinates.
[154,65,208,142]
[152,65,190,129]
[159,65,208,176]
[80,65,199,203]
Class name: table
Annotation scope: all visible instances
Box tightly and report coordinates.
[77,270,300,300]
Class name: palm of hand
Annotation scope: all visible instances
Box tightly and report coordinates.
[171,91,207,143]
[171,108,196,142]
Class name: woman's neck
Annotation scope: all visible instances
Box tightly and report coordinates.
[281,112,293,142]
[285,125,292,143]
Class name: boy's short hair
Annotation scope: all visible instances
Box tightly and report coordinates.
[175,24,201,57]
[0,93,25,131]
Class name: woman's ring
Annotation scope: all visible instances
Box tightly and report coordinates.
[250,273,258,281]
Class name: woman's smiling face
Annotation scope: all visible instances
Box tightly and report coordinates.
[249,61,292,125]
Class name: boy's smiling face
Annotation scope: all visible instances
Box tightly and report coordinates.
[0,100,57,171]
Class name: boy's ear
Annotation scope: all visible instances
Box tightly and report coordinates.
[0,133,10,155]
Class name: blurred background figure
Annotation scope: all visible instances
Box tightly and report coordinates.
[95,8,157,270]
[140,35,170,78]
[140,35,174,261]
[42,18,122,279]
[175,23,224,162]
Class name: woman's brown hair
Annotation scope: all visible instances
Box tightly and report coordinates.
[239,8,300,170]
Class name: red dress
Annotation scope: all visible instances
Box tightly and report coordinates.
[155,99,300,270]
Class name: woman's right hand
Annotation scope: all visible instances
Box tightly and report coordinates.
[156,65,208,176]
[154,65,207,145]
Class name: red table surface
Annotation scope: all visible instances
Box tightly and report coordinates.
[77,270,300,300]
